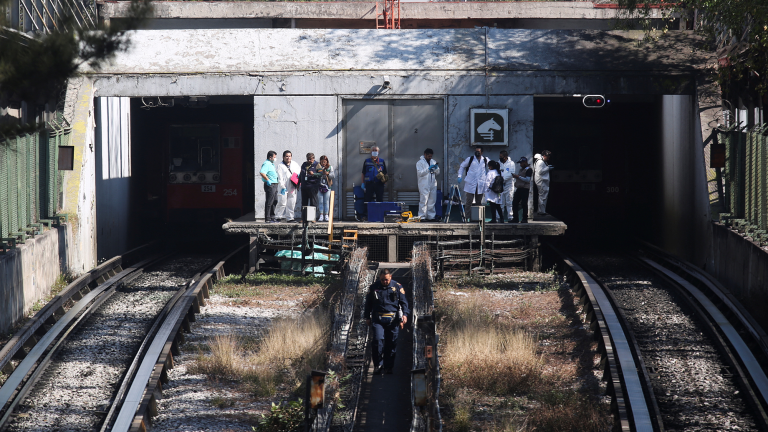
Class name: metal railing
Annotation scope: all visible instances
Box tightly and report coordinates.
[6,0,96,33]
[0,118,69,250]
[718,123,768,246]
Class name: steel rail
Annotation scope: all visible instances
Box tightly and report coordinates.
[547,245,656,432]
[636,255,768,428]
[97,269,204,432]
[0,252,169,429]
[112,246,245,432]
[637,241,768,359]
[0,242,156,378]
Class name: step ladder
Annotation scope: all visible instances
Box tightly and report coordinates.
[443,184,467,223]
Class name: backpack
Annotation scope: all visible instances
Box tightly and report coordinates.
[463,156,487,177]
[491,174,504,193]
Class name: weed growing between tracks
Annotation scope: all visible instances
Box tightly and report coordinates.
[435,271,612,432]
[190,308,331,398]
[144,272,342,431]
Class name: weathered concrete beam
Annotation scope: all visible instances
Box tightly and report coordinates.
[84,28,708,76]
[91,71,695,97]
[99,1,630,21]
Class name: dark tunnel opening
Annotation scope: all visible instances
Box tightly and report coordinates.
[534,95,663,245]
[129,96,255,248]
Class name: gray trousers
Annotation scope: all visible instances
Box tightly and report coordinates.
[464,192,483,209]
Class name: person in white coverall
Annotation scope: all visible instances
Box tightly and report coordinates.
[457,145,489,210]
[416,148,440,221]
[275,150,302,222]
[533,150,552,216]
[498,150,516,220]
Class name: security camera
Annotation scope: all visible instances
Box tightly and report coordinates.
[382,76,391,89]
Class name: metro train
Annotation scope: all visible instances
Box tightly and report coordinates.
[165,122,244,220]
[128,99,252,245]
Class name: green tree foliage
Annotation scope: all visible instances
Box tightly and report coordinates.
[616,0,768,97]
[0,0,151,105]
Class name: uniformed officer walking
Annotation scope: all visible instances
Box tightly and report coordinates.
[364,269,410,375]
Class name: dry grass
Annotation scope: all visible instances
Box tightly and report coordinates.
[527,391,611,432]
[436,275,613,432]
[439,299,543,395]
[190,309,331,397]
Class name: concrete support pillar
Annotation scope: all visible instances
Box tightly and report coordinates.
[388,235,397,262]
[249,235,259,273]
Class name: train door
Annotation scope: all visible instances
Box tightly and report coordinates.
[342,99,444,219]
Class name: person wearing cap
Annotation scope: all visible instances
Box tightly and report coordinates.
[510,157,533,223]
[361,146,388,219]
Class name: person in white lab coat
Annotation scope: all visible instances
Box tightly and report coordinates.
[457,145,489,210]
[275,150,301,222]
[498,150,516,220]
[483,160,505,223]
[416,148,440,221]
[533,150,552,216]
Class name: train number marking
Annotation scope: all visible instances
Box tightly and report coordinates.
[606,187,620,193]
[223,189,238,196]
[201,185,216,193]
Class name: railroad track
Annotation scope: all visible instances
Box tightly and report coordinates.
[0,245,243,432]
[551,243,768,431]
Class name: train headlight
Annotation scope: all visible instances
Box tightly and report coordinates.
[169,174,177,182]
[212,174,220,182]
[197,173,206,182]
[183,174,192,182]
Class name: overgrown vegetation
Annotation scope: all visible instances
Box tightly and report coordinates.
[29,272,75,314]
[213,273,338,299]
[0,0,150,113]
[253,399,305,432]
[616,0,768,98]
[190,308,330,399]
[438,300,543,395]
[435,273,612,432]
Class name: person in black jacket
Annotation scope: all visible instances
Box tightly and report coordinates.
[300,153,321,209]
[364,269,410,375]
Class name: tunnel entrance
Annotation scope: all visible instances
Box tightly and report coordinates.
[533,95,663,241]
[129,96,254,247]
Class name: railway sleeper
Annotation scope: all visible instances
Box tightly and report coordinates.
[1,361,15,375]
[196,290,206,308]
[186,307,196,323]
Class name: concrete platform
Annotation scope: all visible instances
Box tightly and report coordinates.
[223,212,567,237]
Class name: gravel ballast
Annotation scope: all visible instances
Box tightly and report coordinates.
[7,256,213,432]
[575,253,758,431]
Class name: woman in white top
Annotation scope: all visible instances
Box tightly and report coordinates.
[484,160,505,223]
[316,155,336,222]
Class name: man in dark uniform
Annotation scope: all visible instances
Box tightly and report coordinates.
[361,145,387,219]
[364,269,410,375]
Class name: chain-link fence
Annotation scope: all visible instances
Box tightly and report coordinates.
[717,124,768,246]
[0,119,68,250]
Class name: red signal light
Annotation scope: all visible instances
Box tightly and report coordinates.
[583,95,606,108]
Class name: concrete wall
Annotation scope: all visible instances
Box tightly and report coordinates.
[0,226,67,334]
[253,96,339,219]
[62,78,98,274]
[657,95,711,266]
[709,223,768,329]
[95,97,132,261]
